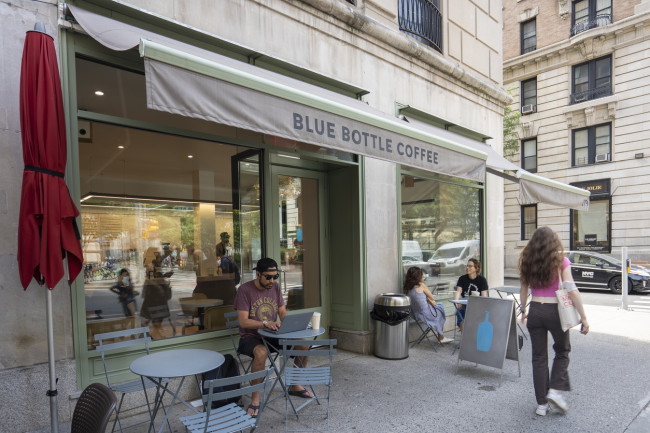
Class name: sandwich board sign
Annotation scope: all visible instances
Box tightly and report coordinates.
[456,296,520,385]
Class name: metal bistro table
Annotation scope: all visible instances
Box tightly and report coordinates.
[449,298,468,356]
[258,327,325,409]
[130,349,224,433]
[493,286,528,340]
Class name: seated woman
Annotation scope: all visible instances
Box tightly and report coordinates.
[454,258,488,332]
[404,267,452,344]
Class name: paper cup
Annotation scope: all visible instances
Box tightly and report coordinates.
[311,312,321,330]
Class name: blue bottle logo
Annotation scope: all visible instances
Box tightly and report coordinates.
[477,311,493,352]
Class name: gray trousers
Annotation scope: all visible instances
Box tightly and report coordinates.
[526,302,571,404]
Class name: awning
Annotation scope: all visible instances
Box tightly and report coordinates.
[68,4,486,182]
[402,116,590,210]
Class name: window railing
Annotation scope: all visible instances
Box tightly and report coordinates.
[571,14,612,36]
[398,0,442,53]
[569,85,612,104]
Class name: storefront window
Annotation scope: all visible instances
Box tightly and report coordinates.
[572,199,611,252]
[571,179,611,252]
[401,174,482,299]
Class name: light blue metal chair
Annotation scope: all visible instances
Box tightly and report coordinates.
[179,368,273,433]
[409,307,440,352]
[224,311,253,374]
[280,339,337,433]
[94,327,170,433]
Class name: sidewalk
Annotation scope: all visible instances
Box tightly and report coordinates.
[46,302,650,433]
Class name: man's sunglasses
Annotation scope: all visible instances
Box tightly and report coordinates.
[262,273,280,281]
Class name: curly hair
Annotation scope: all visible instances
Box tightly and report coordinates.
[518,226,565,289]
[403,267,424,293]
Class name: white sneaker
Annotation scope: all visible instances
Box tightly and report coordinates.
[439,337,453,344]
[536,403,551,416]
[546,388,568,413]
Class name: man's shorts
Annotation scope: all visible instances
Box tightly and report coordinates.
[238,336,280,358]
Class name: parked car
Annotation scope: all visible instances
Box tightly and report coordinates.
[427,240,480,276]
[565,251,650,294]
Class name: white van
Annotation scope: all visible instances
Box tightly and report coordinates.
[427,240,480,276]
[401,240,423,262]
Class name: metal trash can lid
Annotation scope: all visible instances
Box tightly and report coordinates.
[374,293,410,307]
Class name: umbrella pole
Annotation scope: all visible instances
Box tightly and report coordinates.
[46,289,59,433]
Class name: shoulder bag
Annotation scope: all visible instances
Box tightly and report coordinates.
[555,268,581,331]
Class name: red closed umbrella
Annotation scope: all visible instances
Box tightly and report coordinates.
[18,25,83,433]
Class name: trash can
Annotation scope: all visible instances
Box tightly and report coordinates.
[371,293,411,360]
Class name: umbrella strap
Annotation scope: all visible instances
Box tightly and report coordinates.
[24,165,64,178]
[24,165,82,241]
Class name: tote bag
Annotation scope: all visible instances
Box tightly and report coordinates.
[556,269,581,331]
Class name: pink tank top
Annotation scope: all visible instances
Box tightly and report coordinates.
[530,257,572,297]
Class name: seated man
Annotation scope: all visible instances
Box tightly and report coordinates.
[234,257,313,418]
[454,258,488,332]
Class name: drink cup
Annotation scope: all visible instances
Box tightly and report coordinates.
[311,312,321,330]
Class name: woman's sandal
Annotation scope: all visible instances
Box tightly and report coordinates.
[247,404,260,418]
[288,388,312,399]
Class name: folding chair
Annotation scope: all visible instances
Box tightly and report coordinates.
[71,383,117,433]
[224,311,253,374]
[409,307,440,352]
[179,368,273,433]
[280,339,337,433]
[94,327,171,433]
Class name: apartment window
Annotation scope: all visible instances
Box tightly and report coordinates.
[521,19,536,54]
[572,123,611,166]
[572,0,612,36]
[522,138,537,173]
[521,78,537,114]
[398,0,442,52]
[570,55,612,104]
[521,205,537,241]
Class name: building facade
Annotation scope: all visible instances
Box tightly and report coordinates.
[0,1,514,430]
[503,0,650,268]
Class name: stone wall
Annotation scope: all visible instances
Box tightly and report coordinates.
[502,2,650,268]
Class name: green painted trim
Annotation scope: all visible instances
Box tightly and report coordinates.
[359,156,369,331]
[61,29,88,390]
[518,171,591,197]
[139,40,488,161]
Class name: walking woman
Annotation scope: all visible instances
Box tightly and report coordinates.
[519,227,589,416]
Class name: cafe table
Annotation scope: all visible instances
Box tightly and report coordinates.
[257,327,325,409]
[130,348,224,433]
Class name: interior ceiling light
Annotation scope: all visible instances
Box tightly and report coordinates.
[94,90,104,96]
[187,154,194,158]
[117,145,125,149]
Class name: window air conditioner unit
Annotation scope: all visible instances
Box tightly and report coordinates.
[595,153,610,163]
[574,94,587,103]
[521,104,536,114]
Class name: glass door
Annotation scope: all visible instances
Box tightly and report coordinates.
[231,150,264,284]
[271,167,326,312]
